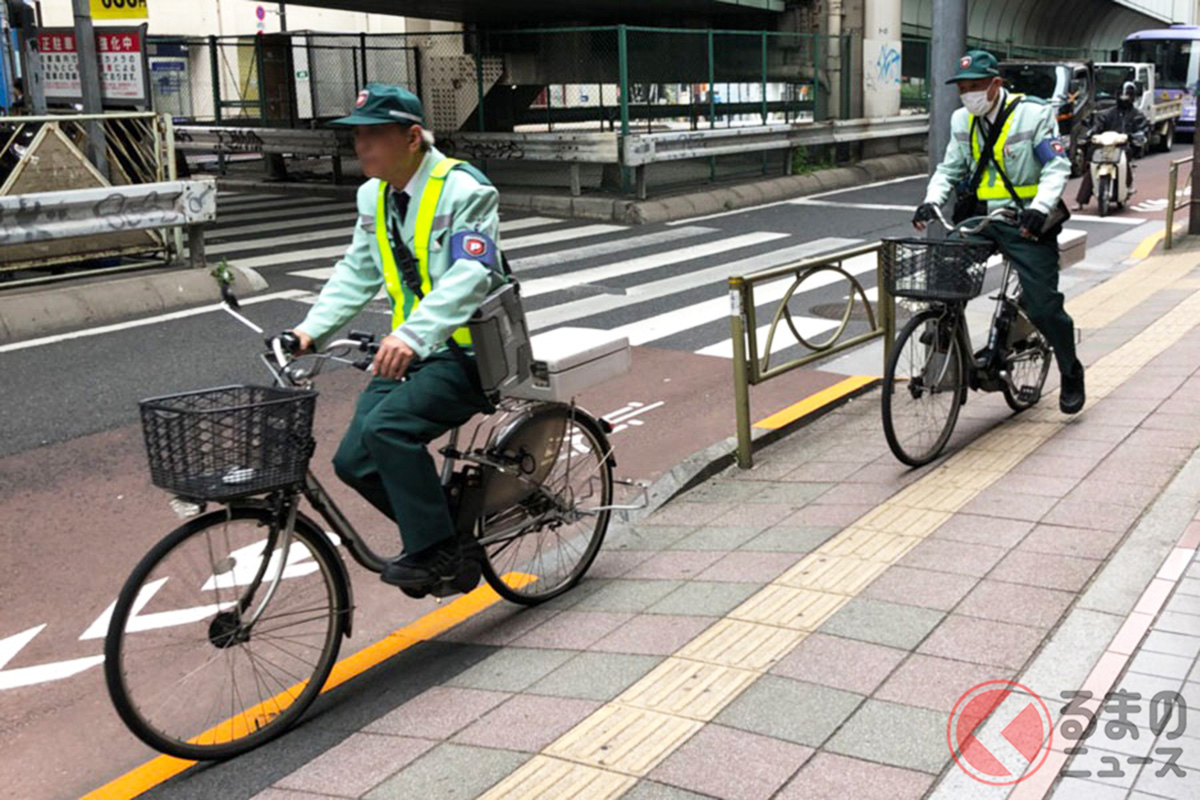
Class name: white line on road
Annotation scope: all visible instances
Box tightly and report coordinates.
[0,290,312,353]
[667,173,925,226]
[520,232,788,299]
[208,212,557,244]
[503,224,627,251]
[526,237,861,330]
[514,226,716,273]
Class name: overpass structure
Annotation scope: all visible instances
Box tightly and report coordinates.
[172,0,1199,196]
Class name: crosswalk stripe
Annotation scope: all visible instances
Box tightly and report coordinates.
[613,251,876,347]
[498,216,567,233]
[526,237,861,331]
[208,228,349,256]
[520,232,788,299]
[216,196,338,214]
[514,227,716,274]
[207,211,558,243]
[211,202,357,229]
[503,224,627,251]
[209,212,357,241]
[236,244,348,271]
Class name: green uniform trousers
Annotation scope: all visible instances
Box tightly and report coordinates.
[978,223,1081,377]
[332,350,492,554]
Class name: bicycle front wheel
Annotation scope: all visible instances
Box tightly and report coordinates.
[104,505,347,761]
[882,308,967,467]
[478,404,613,605]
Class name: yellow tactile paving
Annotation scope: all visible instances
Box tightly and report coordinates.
[616,657,759,720]
[479,756,635,800]
[727,584,848,630]
[545,705,703,776]
[473,255,1200,799]
[776,552,890,594]
[675,618,806,670]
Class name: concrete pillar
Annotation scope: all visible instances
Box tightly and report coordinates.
[863,0,902,119]
[929,0,967,178]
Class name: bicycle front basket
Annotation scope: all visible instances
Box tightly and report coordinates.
[139,385,318,501]
[882,238,995,302]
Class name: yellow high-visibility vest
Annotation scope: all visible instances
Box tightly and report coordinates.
[375,158,473,346]
[970,95,1039,202]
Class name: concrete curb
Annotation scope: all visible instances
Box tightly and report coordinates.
[213,153,929,225]
[0,265,268,345]
[504,153,929,224]
[612,380,881,529]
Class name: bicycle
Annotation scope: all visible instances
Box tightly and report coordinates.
[104,311,644,761]
[880,208,1054,467]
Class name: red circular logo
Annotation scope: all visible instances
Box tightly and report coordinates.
[465,236,487,257]
[355,89,369,108]
[961,56,973,69]
[948,680,1054,785]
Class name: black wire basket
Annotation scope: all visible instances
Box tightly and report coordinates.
[139,385,318,502]
[881,238,995,302]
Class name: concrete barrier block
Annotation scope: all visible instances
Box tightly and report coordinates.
[630,201,673,225]
[530,194,573,217]
[570,196,618,221]
[689,192,724,216]
[730,184,765,206]
[1060,228,1088,269]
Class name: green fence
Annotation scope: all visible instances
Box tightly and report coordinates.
[149,26,852,133]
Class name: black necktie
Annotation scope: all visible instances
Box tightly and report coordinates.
[394,191,409,225]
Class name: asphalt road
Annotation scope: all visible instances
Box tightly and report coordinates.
[0,143,1183,800]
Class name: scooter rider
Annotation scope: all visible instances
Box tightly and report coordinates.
[913,50,1086,415]
[1076,81,1149,208]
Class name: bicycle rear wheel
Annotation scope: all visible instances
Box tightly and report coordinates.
[478,404,612,605]
[882,309,967,467]
[104,504,347,760]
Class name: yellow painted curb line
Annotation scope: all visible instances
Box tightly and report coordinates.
[81,576,532,800]
[1129,221,1187,262]
[753,375,878,431]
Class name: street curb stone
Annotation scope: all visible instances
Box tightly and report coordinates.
[0,264,268,345]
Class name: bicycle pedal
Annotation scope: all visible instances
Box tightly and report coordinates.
[1017,386,1041,404]
[430,560,482,598]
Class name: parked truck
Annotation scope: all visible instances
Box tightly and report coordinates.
[1095,62,1183,154]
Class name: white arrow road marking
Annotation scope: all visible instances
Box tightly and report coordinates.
[79,578,237,642]
[0,625,105,691]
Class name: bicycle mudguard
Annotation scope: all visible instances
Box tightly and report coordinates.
[229,500,356,637]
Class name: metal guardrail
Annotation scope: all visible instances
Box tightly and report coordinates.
[622,115,929,199]
[1166,155,1194,251]
[622,115,930,166]
[729,242,895,468]
[0,180,218,272]
[440,132,619,196]
[174,125,352,183]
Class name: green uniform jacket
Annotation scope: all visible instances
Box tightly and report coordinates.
[924,91,1071,216]
[296,147,501,358]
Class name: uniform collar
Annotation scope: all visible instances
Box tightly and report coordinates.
[390,146,445,202]
[985,89,1007,124]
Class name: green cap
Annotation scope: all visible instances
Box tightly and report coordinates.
[329,83,425,126]
[947,50,1001,84]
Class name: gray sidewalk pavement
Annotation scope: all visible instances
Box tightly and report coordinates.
[152,238,1200,800]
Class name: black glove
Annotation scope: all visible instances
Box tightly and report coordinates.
[912,203,938,226]
[1019,208,1047,239]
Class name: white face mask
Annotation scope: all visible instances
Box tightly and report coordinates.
[961,89,994,117]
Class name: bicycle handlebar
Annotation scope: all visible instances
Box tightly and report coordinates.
[263,330,381,386]
[927,205,1017,236]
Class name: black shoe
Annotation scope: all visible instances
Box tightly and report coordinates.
[1060,364,1086,415]
[381,539,462,589]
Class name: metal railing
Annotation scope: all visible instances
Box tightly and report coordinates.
[1166,155,1193,250]
[729,242,895,468]
[0,180,218,274]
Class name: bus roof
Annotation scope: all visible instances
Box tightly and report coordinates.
[1125,25,1200,42]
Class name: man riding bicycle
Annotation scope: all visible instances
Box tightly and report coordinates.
[913,50,1086,415]
[291,84,503,590]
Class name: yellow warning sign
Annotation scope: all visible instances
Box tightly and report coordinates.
[90,0,148,20]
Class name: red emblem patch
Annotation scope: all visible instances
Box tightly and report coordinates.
[465,236,488,257]
[355,89,369,108]
[960,56,973,69]
[1052,141,1065,154]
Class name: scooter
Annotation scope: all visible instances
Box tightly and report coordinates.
[1088,130,1136,217]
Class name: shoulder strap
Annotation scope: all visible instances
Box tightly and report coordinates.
[968,96,1020,193]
